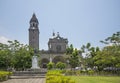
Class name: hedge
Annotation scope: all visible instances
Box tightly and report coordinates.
[46,70,75,83]
[0,71,12,82]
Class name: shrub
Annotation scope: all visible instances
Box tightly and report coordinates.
[65,70,74,75]
[0,71,12,82]
[88,70,94,75]
[47,62,55,70]
[75,70,81,76]
[46,70,75,83]
[65,70,81,76]
[56,62,66,70]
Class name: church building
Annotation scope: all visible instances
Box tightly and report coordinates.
[29,13,68,68]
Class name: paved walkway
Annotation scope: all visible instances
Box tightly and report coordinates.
[0,78,45,83]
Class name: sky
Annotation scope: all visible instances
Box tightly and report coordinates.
[0,0,120,50]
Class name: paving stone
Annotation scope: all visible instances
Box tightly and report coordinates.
[0,78,45,83]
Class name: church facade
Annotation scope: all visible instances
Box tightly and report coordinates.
[29,14,68,68]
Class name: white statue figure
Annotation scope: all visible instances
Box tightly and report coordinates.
[31,55,40,69]
[50,57,52,62]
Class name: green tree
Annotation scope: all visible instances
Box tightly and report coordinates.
[81,43,100,69]
[14,45,33,70]
[94,31,120,71]
[66,44,74,55]
[0,43,11,69]
[56,62,66,70]
[69,49,79,68]
[94,45,120,71]
[100,31,120,45]
[47,62,54,70]
[0,40,34,70]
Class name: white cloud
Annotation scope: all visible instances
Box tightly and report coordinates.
[0,36,11,44]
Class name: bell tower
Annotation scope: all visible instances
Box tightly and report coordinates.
[29,13,39,50]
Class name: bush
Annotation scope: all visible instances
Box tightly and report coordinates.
[88,70,94,75]
[46,70,75,83]
[0,71,12,82]
[65,70,74,75]
[47,62,55,70]
[65,70,81,76]
[75,70,81,76]
[56,62,66,70]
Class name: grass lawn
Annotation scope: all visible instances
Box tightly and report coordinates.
[69,76,120,83]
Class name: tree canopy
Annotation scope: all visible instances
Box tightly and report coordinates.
[66,44,80,69]
[0,40,34,70]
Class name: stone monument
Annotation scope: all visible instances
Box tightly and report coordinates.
[31,55,40,69]
[31,49,40,69]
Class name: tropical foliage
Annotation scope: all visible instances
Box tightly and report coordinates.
[66,44,80,69]
[0,40,34,70]
[94,31,120,71]
[81,31,120,73]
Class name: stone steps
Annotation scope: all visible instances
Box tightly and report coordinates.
[10,76,46,79]
[12,74,45,77]
[11,70,47,79]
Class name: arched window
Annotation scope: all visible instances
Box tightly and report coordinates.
[33,23,35,26]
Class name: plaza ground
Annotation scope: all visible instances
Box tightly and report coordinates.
[1,76,120,83]
[0,78,45,83]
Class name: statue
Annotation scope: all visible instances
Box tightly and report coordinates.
[31,49,40,69]
[50,57,52,62]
